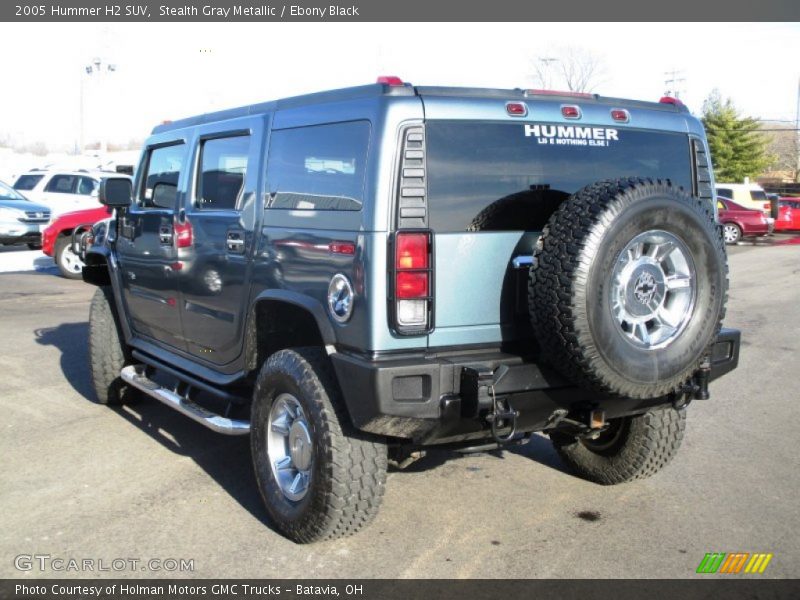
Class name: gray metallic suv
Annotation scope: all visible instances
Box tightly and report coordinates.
[82,78,740,543]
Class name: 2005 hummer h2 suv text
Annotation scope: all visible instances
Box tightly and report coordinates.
[82,78,740,543]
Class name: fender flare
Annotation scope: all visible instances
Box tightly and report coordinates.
[250,289,337,347]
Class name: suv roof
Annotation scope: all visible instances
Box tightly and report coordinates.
[152,82,689,135]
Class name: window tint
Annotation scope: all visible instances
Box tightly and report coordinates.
[77,177,98,196]
[426,122,693,232]
[716,188,732,199]
[266,121,369,211]
[750,190,767,201]
[45,175,77,194]
[197,136,249,210]
[13,174,44,191]
[140,144,185,209]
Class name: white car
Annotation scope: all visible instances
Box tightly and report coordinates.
[12,170,114,219]
[715,182,771,214]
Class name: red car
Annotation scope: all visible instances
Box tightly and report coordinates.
[775,198,800,232]
[42,206,110,279]
[717,197,774,244]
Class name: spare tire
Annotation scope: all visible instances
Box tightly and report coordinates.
[528,178,727,399]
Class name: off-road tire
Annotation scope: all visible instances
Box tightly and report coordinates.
[251,347,387,543]
[529,178,728,399]
[55,236,84,280]
[550,407,686,485]
[27,242,42,250]
[89,286,134,405]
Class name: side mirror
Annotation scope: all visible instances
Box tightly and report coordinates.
[98,177,133,208]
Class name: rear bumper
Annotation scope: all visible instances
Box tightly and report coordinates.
[332,328,741,444]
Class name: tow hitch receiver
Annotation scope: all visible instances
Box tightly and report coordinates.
[461,366,520,443]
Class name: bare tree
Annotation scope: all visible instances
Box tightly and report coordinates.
[531,46,606,93]
[763,123,799,182]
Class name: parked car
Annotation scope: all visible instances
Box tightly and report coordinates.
[42,205,111,279]
[715,182,771,214]
[775,198,800,232]
[0,180,51,249]
[12,170,128,220]
[83,79,739,543]
[717,197,774,243]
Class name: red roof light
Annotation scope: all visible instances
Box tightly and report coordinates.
[561,105,581,119]
[377,76,404,86]
[611,109,630,123]
[506,102,528,117]
[659,96,684,106]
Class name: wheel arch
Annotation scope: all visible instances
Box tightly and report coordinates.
[245,290,338,374]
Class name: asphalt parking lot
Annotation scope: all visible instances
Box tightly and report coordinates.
[1,236,799,579]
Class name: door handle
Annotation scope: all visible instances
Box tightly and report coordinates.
[226,231,246,254]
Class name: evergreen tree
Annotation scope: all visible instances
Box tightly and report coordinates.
[701,90,772,182]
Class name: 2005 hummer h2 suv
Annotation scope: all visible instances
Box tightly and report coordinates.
[83,78,740,543]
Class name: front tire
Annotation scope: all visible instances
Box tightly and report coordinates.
[251,347,387,543]
[55,236,84,279]
[550,407,686,485]
[89,286,134,405]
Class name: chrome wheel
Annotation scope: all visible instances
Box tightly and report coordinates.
[267,393,313,502]
[60,243,84,274]
[610,230,696,349]
[723,224,741,244]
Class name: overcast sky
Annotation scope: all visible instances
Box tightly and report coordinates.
[1,22,798,150]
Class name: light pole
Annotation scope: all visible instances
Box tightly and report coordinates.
[80,57,116,154]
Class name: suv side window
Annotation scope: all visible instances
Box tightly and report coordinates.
[140,143,185,209]
[266,121,369,211]
[716,188,732,199]
[45,175,77,194]
[13,174,44,191]
[77,177,98,196]
[196,135,249,211]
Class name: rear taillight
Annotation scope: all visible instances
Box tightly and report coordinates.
[175,218,193,248]
[392,231,433,333]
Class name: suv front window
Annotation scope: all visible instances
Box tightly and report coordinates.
[140,143,185,209]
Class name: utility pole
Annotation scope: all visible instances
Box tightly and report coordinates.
[664,69,686,99]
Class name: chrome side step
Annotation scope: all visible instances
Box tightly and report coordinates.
[120,365,250,436]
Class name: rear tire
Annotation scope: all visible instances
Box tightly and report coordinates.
[55,236,84,280]
[27,242,42,250]
[89,286,134,405]
[550,407,686,485]
[251,347,387,543]
[722,223,742,245]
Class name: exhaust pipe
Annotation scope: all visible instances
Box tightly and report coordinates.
[120,365,250,435]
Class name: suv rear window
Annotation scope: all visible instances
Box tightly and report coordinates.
[425,122,693,232]
[14,174,44,191]
[750,190,767,201]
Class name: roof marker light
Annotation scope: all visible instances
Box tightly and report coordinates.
[611,109,630,123]
[561,105,581,119]
[659,96,684,106]
[377,76,404,86]
[506,102,528,117]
